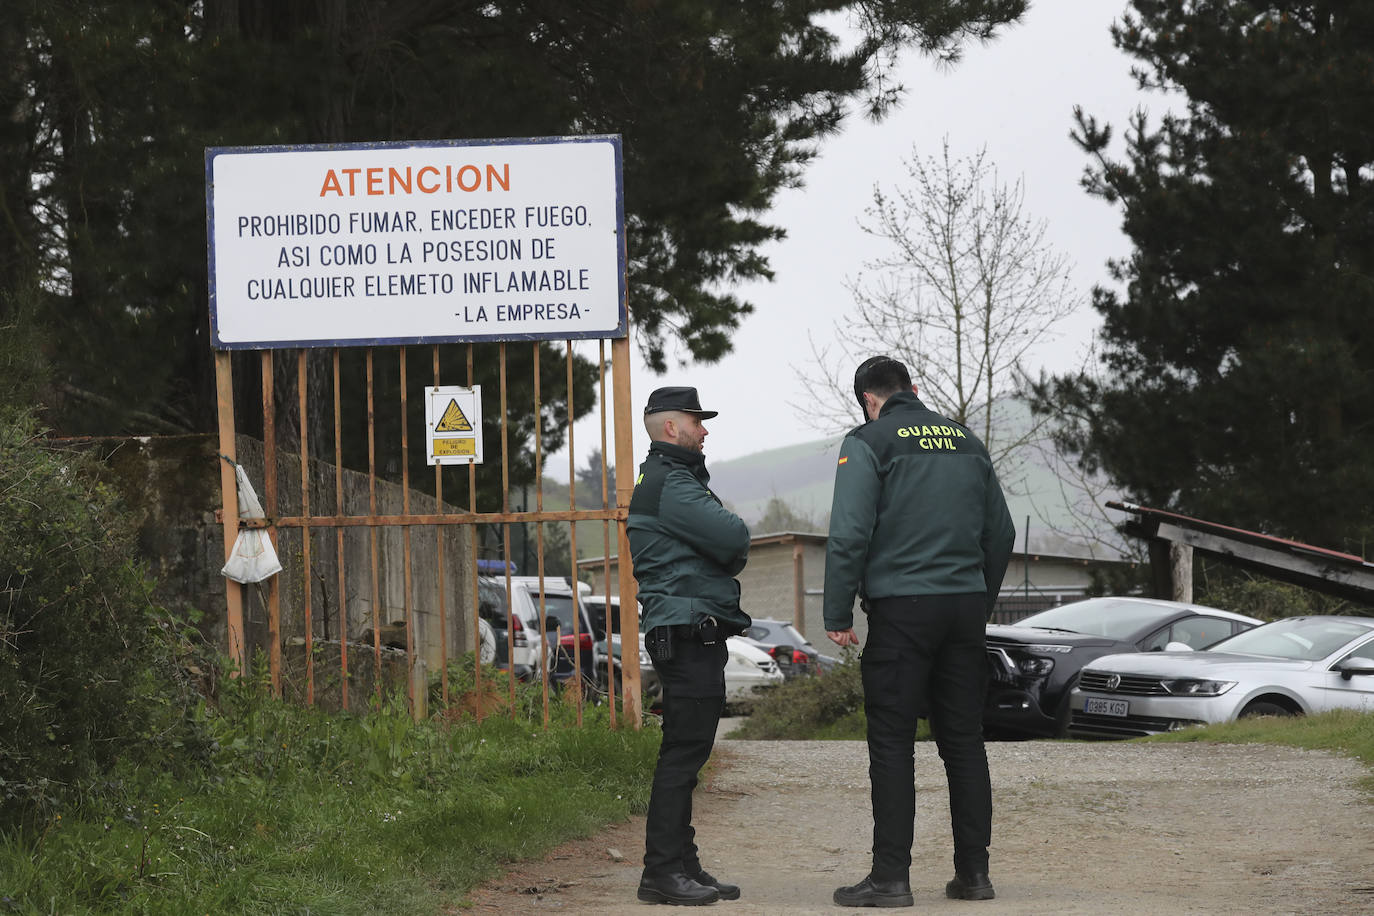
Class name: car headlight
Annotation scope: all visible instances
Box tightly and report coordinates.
[1161,678,1236,696]
[639,649,653,667]
[1016,657,1054,676]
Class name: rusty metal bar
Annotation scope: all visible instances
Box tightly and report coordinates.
[611,336,641,725]
[333,349,349,711]
[433,345,449,709]
[598,339,616,726]
[500,343,516,717]
[367,349,382,706]
[400,347,416,714]
[566,340,582,723]
[246,508,623,527]
[214,352,245,675]
[298,350,314,706]
[468,344,485,720]
[533,342,550,726]
[261,351,282,695]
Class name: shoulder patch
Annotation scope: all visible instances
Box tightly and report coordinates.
[837,456,848,466]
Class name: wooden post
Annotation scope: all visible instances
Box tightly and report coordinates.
[792,540,805,636]
[611,336,641,726]
[1149,539,1193,602]
[214,351,246,674]
[1170,542,1194,603]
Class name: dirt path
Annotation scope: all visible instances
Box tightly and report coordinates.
[464,736,1374,915]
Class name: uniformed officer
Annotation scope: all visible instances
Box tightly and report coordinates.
[628,385,751,906]
[824,356,1015,907]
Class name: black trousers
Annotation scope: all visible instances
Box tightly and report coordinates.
[642,636,728,878]
[862,593,991,882]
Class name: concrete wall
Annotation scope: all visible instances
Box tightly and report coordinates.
[735,537,848,643]
[234,436,475,681]
[75,433,476,698]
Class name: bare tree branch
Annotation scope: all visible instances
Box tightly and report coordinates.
[791,137,1082,498]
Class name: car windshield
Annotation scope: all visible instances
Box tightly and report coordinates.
[773,623,811,647]
[1012,598,1185,640]
[537,594,581,632]
[1206,617,1374,661]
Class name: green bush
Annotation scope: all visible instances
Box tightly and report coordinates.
[0,672,661,914]
[1195,563,1371,619]
[732,651,869,740]
[0,411,212,829]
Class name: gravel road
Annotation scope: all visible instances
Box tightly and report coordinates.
[465,734,1374,915]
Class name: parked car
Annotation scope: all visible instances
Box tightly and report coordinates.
[581,593,647,696]
[739,618,824,679]
[983,597,1262,739]
[508,575,597,687]
[1069,615,1374,738]
[581,594,783,708]
[723,637,785,709]
[475,575,558,680]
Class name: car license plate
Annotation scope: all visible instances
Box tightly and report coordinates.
[1084,697,1129,717]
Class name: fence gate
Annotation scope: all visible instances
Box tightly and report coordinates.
[213,340,642,726]
[206,135,642,726]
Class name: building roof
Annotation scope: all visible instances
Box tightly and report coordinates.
[1109,501,1374,603]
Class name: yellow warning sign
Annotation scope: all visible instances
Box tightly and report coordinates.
[426,384,483,466]
[435,399,473,432]
[433,437,477,457]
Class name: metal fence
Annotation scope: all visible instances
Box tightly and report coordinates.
[213,339,644,727]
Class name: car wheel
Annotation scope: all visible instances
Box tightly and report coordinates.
[1052,675,1080,738]
[477,619,497,665]
[1239,700,1296,720]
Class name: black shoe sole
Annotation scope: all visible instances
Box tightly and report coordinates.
[637,887,721,906]
[713,886,741,901]
[833,891,915,908]
[945,881,995,901]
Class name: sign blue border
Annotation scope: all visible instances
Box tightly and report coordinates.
[205,135,627,351]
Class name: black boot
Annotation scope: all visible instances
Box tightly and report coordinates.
[945,872,995,900]
[638,871,721,906]
[691,869,740,901]
[833,875,914,908]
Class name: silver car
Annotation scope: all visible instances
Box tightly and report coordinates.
[1070,615,1374,738]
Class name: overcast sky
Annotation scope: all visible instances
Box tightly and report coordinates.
[550,0,1151,480]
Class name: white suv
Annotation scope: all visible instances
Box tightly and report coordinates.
[476,575,555,680]
[508,576,597,685]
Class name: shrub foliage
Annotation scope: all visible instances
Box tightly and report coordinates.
[732,651,868,740]
[0,411,210,828]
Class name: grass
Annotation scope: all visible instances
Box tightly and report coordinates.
[0,677,660,915]
[1140,708,1374,796]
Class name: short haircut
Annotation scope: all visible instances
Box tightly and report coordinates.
[853,356,911,409]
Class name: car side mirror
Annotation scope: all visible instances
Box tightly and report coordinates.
[1164,641,1194,652]
[1336,656,1374,680]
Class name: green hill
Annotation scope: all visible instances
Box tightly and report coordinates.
[707,401,1127,560]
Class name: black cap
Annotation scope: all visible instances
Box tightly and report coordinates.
[644,386,718,419]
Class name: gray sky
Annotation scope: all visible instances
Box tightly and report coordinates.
[551,1,1150,479]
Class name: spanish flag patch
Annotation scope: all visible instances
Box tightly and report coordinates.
[837,456,848,466]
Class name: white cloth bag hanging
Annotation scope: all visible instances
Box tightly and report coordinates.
[220,464,283,584]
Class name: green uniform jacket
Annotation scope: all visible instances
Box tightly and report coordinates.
[627,440,752,632]
[823,390,1015,630]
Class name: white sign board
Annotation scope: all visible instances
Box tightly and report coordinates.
[425,385,483,466]
[206,136,625,349]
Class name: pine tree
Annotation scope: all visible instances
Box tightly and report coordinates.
[1033,1,1374,553]
[2,1,1028,474]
